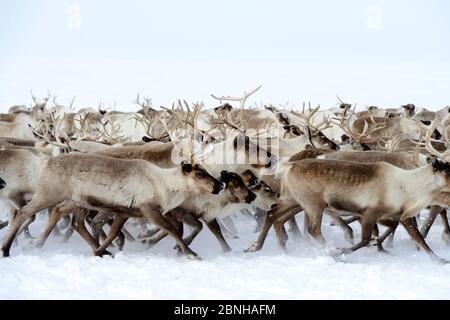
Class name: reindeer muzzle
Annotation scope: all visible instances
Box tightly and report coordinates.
[212,181,225,195]
[245,191,257,204]
[0,178,6,189]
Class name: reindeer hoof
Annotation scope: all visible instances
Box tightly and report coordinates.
[1,248,10,257]
[32,239,44,249]
[141,238,156,248]
[93,249,114,257]
[0,221,8,230]
[377,247,390,254]
[244,242,262,253]
[222,246,232,253]
[369,237,379,247]
[431,256,450,265]
[187,252,201,261]
[333,247,352,256]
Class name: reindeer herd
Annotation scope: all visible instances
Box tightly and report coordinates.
[1,87,450,263]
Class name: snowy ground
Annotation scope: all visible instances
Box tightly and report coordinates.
[1,209,450,299]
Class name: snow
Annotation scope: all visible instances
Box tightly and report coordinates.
[1,209,450,300]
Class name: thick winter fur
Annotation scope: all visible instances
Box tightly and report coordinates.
[1,153,223,258]
[248,158,450,262]
[93,142,177,168]
[143,170,256,252]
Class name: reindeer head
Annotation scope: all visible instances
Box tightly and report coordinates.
[430,158,450,175]
[181,161,224,195]
[233,134,277,170]
[220,170,256,204]
[214,103,233,117]
[241,169,277,210]
[428,158,450,193]
[314,131,340,150]
[422,118,450,190]
[282,125,304,137]
[402,104,416,117]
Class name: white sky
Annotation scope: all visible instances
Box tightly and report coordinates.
[1,0,449,111]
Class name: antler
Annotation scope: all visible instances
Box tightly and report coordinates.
[336,95,352,110]
[68,96,76,111]
[133,93,153,109]
[332,105,385,144]
[424,118,450,162]
[292,105,332,133]
[96,118,125,144]
[134,113,169,141]
[211,85,262,130]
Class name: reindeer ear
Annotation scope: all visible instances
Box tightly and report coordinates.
[430,158,444,171]
[341,134,350,142]
[181,161,193,173]
[220,170,229,181]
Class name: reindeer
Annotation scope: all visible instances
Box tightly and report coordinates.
[136,170,256,253]
[1,153,224,259]
[0,112,38,140]
[0,149,42,238]
[246,119,450,263]
[303,149,448,248]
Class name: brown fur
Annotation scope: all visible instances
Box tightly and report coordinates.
[93,142,176,168]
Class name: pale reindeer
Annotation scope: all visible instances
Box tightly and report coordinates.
[138,170,256,253]
[246,119,450,263]
[1,153,224,259]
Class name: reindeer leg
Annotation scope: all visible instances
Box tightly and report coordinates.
[35,205,71,248]
[342,216,360,225]
[304,203,326,245]
[8,196,36,240]
[401,217,448,264]
[120,225,135,242]
[90,212,111,243]
[328,213,354,244]
[338,213,376,254]
[93,215,128,256]
[138,226,160,238]
[21,218,37,240]
[253,208,266,233]
[2,196,62,257]
[206,219,232,253]
[0,220,8,230]
[58,214,72,230]
[287,217,301,240]
[141,213,181,247]
[173,211,203,250]
[52,213,71,238]
[419,205,441,239]
[141,205,199,259]
[62,224,74,243]
[371,223,379,242]
[274,208,302,250]
[142,229,169,246]
[71,210,112,256]
[375,219,399,252]
[113,230,125,251]
[439,209,450,244]
[246,199,301,252]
